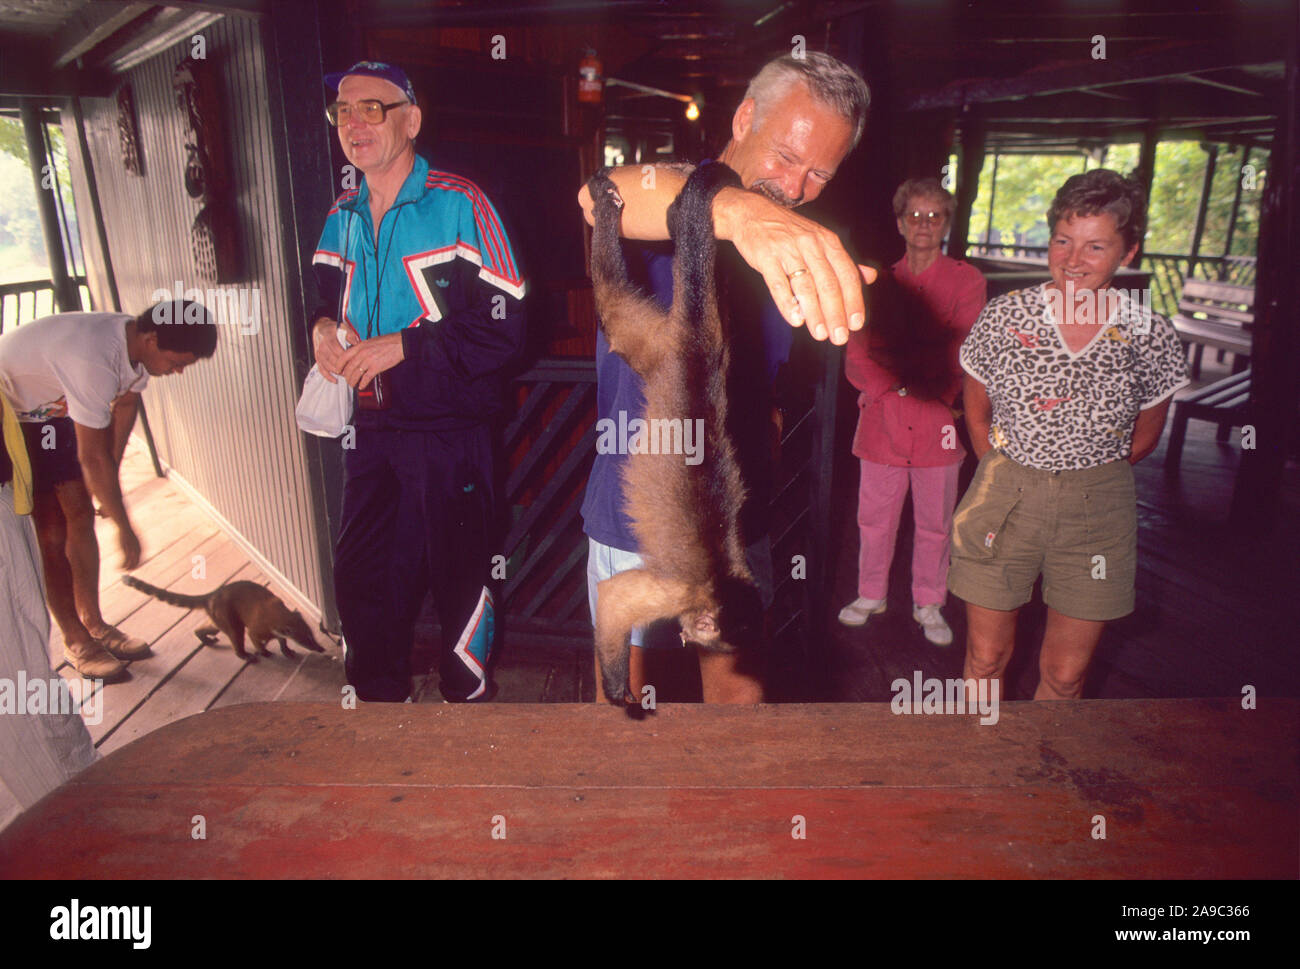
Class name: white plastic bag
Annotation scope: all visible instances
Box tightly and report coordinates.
[295,328,353,438]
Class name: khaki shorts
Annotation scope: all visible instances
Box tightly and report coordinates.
[947,450,1137,621]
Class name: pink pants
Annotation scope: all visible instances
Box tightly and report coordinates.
[855,458,962,606]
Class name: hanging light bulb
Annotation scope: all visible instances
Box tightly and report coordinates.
[685,100,700,122]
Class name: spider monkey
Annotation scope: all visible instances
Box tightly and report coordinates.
[587,162,763,712]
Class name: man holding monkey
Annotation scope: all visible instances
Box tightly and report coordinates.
[578,51,874,702]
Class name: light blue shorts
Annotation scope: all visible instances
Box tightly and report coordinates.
[586,536,774,649]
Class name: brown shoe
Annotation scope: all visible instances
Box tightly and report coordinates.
[92,625,151,660]
[64,640,128,681]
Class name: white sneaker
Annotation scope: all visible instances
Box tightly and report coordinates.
[912,604,953,646]
[838,596,886,626]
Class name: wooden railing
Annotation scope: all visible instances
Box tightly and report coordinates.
[500,359,599,647]
[0,277,91,334]
[1141,253,1257,319]
[965,242,1048,263]
[964,244,1257,319]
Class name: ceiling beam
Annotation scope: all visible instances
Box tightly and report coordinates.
[974,86,1277,124]
[1181,72,1265,97]
[91,7,225,73]
[905,43,1286,110]
[51,2,153,69]
[0,41,116,99]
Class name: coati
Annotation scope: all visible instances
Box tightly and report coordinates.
[587,162,763,710]
[121,575,324,661]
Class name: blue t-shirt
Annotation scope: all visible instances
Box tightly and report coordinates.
[581,238,792,551]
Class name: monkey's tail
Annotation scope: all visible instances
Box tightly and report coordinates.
[122,574,209,609]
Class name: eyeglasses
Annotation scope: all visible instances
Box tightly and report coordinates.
[904,211,947,225]
[325,99,409,126]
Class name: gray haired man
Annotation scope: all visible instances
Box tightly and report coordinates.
[578,51,874,703]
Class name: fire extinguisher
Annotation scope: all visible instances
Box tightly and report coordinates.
[578,48,602,104]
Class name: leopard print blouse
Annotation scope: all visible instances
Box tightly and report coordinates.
[960,284,1189,471]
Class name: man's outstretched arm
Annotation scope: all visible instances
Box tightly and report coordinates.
[579,163,874,345]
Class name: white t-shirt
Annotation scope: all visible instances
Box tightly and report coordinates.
[960,284,1189,471]
[0,313,148,428]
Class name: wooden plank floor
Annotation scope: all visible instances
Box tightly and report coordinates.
[0,699,1292,879]
[52,440,590,760]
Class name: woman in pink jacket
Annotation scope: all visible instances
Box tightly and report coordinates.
[840,178,987,644]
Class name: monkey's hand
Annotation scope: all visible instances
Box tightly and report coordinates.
[712,187,877,345]
[587,168,625,214]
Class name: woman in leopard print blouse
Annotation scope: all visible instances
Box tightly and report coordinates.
[948,169,1189,700]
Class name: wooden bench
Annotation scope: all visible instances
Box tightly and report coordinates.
[1171,279,1254,379]
[1164,368,1251,470]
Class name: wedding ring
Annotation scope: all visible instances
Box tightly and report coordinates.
[788,268,809,279]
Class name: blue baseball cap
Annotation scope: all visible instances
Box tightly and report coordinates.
[324,61,417,106]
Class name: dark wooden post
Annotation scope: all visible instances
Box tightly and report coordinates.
[20,102,79,312]
[981,152,999,251]
[1133,123,1158,265]
[262,0,344,631]
[1221,144,1251,274]
[949,112,985,260]
[69,96,119,313]
[1230,7,1298,531]
[1187,142,1219,278]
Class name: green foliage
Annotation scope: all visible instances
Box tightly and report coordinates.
[966,139,1266,261]
[0,116,28,162]
[969,153,1089,249]
[0,116,83,284]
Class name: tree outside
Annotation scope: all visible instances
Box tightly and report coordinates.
[0,114,85,320]
[963,139,1266,265]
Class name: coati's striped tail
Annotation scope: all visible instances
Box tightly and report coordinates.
[122,574,209,609]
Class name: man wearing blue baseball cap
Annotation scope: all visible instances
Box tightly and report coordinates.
[309,61,526,703]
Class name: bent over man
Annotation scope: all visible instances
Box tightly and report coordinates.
[0,302,216,680]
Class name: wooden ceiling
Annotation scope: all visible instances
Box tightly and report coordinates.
[0,0,1290,148]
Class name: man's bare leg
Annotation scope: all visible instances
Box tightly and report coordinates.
[1035,608,1106,700]
[31,489,96,649]
[697,649,763,704]
[628,644,647,697]
[53,479,110,637]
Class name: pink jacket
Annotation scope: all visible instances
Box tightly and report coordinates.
[846,254,987,467]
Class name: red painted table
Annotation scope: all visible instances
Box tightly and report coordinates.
[1,698,1294,878]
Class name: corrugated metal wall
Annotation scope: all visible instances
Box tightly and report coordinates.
[72,15,327,617]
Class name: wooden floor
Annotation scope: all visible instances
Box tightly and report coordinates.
[52,438,594,759]
[1,698,1293,878]
[47,353,1300,759]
